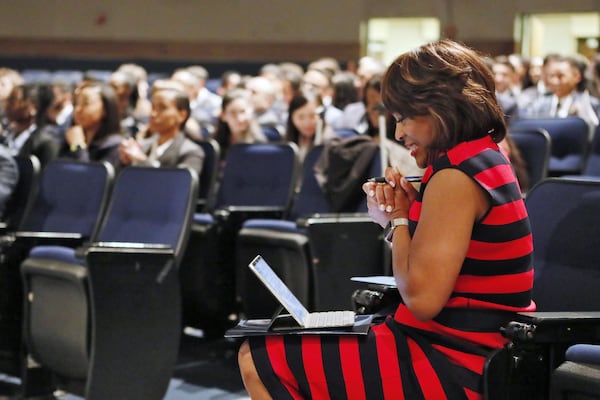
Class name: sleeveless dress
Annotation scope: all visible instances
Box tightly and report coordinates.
[248,135,535,400]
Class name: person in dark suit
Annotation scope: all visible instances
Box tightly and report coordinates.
[3,83,60,167]
[118,84,204,176]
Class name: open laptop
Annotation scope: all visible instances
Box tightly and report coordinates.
[248,255,355,329]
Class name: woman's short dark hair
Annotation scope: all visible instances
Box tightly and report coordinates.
[381,39,507,161]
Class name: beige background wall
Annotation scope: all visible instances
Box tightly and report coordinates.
[0,0,599,63]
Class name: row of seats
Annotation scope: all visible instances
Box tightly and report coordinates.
[509,117,600,183]
[0,158,198,399]
[483,176,600,399]
[180,140,386,337]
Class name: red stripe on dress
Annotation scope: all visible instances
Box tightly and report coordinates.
[484,201,528,225]
[394,305,511,349]
[265,336,303,399]
[407,337,447,399]
[454,269,533,294]
[467,234,533,260]
[445,297,536,313]
[446,136,495,165]
[465,386,482,400]
[474,164,514,190]
[301,336,330,400]
[339,336,366,400]
[374,323,404,399]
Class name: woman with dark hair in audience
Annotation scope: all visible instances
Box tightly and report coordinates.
[3,83,61,167]
[212,88,266,164]
[60,82,125,169]
[239,39,534,399]
[285,90,334,163]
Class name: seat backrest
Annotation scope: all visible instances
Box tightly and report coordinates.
[583,124,600,176]
[215,143,299,210]
[289,145,332,220]
[20,160,114,238]
[261,126,283,142]
[510,117,589,175]
[196,139,220,212]
[525,177,600,311]
[3,155,41,231]
[96,166,198,264]
[509,128,551,189]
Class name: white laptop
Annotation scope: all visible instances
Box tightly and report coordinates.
[248,255,356,329]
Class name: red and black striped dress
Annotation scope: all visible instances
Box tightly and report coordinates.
[248,135,535,399]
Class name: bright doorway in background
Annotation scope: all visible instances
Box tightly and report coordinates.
[518,12,599,58]
[362,18,440,66]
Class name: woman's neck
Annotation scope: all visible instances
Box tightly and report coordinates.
[83,123,101,143]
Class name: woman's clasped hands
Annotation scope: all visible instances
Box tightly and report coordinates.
[362,167,419,228]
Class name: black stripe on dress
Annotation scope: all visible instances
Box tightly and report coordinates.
[284,335,311,398]
[320,335,347,400]
[249,336,295,400]
[391,324,426,400]
[358,330,385,399]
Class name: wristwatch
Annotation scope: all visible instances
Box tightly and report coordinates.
[384,218,409,242]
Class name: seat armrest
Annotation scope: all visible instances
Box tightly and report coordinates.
[87,242,174,256]
[15,231,86,247]
[296,212,372,228]
[21,256,88,281]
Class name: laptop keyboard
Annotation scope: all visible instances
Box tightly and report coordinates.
[305,310,356,328]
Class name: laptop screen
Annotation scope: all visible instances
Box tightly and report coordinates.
[248,255,308,325]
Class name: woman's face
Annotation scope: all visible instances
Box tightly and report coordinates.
[393,114,436,168]
[5,87,33,124]
[291,100,319,141]
[221,97,253,137]
[149,90,186,135]
[73,86,105,130]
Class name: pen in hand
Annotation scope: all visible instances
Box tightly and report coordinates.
[368,176,422,183]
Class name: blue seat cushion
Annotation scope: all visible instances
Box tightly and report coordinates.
[28,245,84,265]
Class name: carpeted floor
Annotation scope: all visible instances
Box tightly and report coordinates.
[0,333,249,400]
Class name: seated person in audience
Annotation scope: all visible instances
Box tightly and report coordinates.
[521,54,600,134]
[331,71,359,115]
[245,76,286,139]
[45,80,74,140]
[3,83,60,167]
[0,68,24,130]
[212,88,267,169]
[278,63,304,107]
[172,67,220,140]
[0,143,19,219]
[239,39,535,400]
[491,55,519,122]
[187,65,222,129]
[217,70,243,97]
[517,55,545,109]
[109,70,147,137]
[60,82,125,169]
[116,63,152,124]
[118,85,204,176]
[284,90,335,163]
[301,68,343,128]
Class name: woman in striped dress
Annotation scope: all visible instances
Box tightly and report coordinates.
[238,39,535,400]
